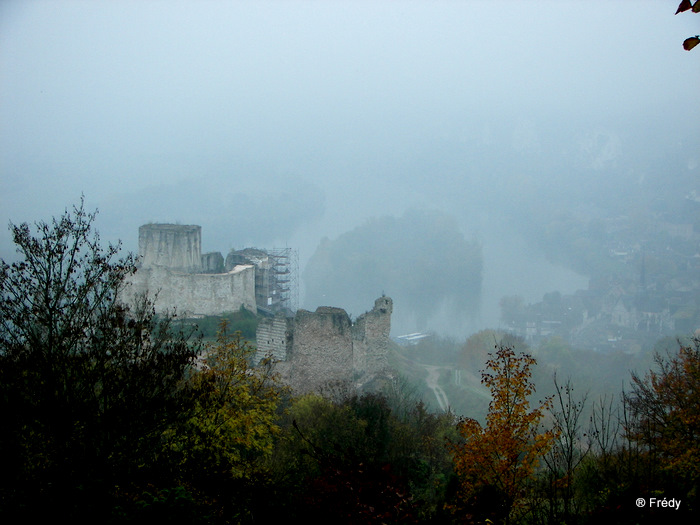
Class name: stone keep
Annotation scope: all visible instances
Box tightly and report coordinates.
[139,223,202,273]
[123,224,257,316]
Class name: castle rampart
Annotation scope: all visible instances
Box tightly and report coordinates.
[256,296,393,396]
[126,264,256,316]
[123,224,256,316]
[291,307,355,395]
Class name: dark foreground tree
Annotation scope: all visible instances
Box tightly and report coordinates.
[161,325,286,522]
[0,200,201,520]
[540,374,590,524]
[625,338,700,507]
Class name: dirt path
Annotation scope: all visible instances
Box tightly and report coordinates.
[424,365,450,412]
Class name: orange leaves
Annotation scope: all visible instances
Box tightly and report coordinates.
[449,345,555,521]
[626,342,700,485]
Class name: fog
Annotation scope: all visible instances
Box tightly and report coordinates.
[2,1,698,337]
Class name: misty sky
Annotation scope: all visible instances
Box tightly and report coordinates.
[1,1,699,335]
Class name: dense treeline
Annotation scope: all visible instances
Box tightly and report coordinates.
[1,202,698,523]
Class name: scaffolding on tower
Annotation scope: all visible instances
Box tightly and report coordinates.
[266,247,298,314]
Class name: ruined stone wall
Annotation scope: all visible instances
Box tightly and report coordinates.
[256,297,393,396]
[289,307,354,395]
[352,296,393,378]
[124,224,259,316]
[201,252,224,273]
[139,224,202,272]
[125,264,256,316]
[255,312,292,362]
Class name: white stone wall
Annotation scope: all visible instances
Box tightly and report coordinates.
[124,264,256,316]
[255,313,291,362]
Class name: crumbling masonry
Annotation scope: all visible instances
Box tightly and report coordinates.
[122,224,393,396]
[256,296,394,395]
[123,224,297,317]
[123,224,257,316]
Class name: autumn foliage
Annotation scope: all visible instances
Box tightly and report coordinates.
[167,325,285,481]
[449,345,555,523]
[625,341,700,494]
[3,201,700,522]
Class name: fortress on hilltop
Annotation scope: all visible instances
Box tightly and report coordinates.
[123,223,297,317]
[123,223,394,396]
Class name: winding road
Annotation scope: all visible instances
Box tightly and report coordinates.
[424,365,450,412]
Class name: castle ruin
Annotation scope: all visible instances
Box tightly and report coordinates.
[256,296,394,396]
[122,224,393,397]
[138,223,203,272]
[124,224,263,316]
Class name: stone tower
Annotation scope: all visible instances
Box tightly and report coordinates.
[138,224,202,273]
[352,296,393,378]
